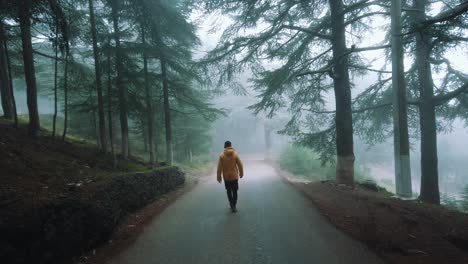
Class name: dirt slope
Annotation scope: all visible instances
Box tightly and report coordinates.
[289,180,468,264]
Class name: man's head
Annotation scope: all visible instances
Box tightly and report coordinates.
[224,140,232,148]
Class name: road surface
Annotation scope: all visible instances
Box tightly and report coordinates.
[107,160,383,264]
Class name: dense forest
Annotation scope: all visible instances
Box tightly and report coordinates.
[0,0,223,167]
[0,0,467,205]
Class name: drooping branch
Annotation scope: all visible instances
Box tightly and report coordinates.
[433,83,468,106]
[342,0,377,15]
[432,58,468,105]
[343,11,389,27]
[33,49,66,61]
[422,2,468,27]
[349,64,392,73]
[281,25,332,40]
[290,47,332,78]
[303,102,392,114]
[372,3,420,12]
[294,66,331,77]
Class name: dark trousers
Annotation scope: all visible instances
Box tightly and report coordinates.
[224,180,238,206]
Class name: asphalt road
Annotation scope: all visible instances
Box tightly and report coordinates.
[107,160,383,264]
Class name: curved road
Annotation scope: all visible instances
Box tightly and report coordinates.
[108,160,382,264]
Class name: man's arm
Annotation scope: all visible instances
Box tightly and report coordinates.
[217,156,223,182]
[236,155,244,178]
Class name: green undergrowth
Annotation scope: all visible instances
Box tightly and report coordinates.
[279,145,392,195]
[279,145,372,182]
[440,186,468,213]
[175,155,213,177]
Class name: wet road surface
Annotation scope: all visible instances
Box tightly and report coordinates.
[107,160,383,264]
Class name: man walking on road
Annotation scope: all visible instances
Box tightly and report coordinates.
[217,141,244,212]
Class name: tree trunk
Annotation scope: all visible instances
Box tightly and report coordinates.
[107,37,116,167]
[142,122,148,152]
[61,43,69,141]
[52,17,59,138]
[89,0,107,152]
[329,0,354,185]
[391,0,412,197]
[264,124,272,160]
[0,21,14,120]
[92,108,100,146]
[161,57,172,165]
[111,0,129,159]
[19,1,40,136]
[142,25,155,166]
[413,0,440,204]
[4,33,18,127]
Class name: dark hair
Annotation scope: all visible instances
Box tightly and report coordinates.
[224,141,232,148]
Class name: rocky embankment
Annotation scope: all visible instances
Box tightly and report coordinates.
[1,167,185,264]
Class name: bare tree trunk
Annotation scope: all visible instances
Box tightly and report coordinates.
[52,17,59,138]
[4,33,17,127]
[413,0,440,204]
[0,21,14,120]
[111,0,129,159]
[89,0,107,152]
[142,24,155,166]
[264,124,272,160]
[142,122,148,151]
[391,0,412,197]
[329,0,354,185]
[107,37,116,167]
[92,108,100,147]
[61,44,69,141]
[19,1,40,136]
[161,57,172,165]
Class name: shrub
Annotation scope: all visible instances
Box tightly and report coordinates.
[279,146,334,181]
[441,194,461,211]
[461,185,468,212]
[279,146,374,183]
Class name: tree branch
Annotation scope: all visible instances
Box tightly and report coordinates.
[281,25,331,40]
[433,83,468,106]
[33,49,66,61]
[302,102,392,114]
[349,64,392,73]
[295,66,331,77]
[350,44,391,53]
[432,58,468,105]
[344,12,390,27]
[423,2,468,26]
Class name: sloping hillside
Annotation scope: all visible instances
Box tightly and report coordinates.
[0,119,185,264]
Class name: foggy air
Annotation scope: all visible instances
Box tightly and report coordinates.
[1,0,467,264]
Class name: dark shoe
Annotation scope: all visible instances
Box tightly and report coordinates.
[232,205,237,213]
[229,202,234,210]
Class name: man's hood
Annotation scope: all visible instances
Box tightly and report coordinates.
[224,147,236,157]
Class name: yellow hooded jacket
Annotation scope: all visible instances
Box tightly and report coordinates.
[217,147,244,182]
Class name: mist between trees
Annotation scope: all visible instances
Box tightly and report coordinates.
[0,0,467,206]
